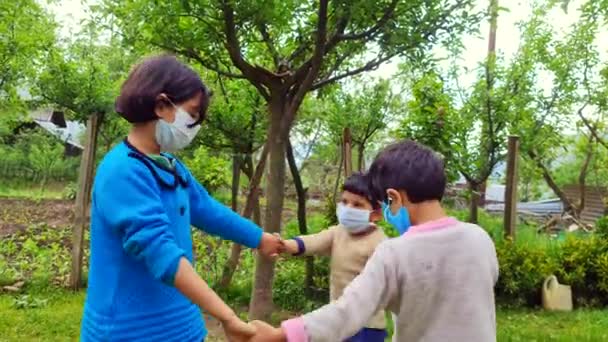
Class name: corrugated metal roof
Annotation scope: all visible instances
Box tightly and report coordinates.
[486,184,505,203]
[486,198,564,216]
[33,119,85,149]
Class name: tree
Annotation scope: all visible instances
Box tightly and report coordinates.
[508,0,608,218]
[0,0,55,114]
[327,78,395,171]
[392,0,510,222]
[395,71,459,182]
[454,0,508,223]
[195,79,268,288]
[35,23,140,288]
[101,0,481,319]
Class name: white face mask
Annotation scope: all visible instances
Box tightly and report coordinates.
[336,203,372,234]
[155,106,201,152]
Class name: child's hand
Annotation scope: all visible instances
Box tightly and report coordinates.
[248,320,286,342]
[258,233,283,259]
[281,239,299,255]
[221,315,256,342]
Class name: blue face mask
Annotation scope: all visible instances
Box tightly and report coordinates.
[382,201,411,235]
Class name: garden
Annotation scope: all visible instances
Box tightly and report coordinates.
[2,0,608,341]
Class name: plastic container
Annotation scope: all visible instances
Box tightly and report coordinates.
[542,275,573,311]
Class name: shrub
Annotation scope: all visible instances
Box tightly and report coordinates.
[323,194,338,227]
[62,182,77,200]
[554,235,608,307]
[494,239,559,307]
[596,216,608,239]
[184,146,230,194]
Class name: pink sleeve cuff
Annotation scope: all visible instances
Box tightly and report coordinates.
[281,317,308,342]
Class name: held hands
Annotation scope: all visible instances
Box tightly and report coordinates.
[258,233,285,259]
[281,239,299,255]
[221,314,257,342]
[248,320,286,342]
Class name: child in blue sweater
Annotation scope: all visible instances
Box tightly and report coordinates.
[80,55,282,342]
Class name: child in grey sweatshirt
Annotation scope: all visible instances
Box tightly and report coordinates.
[249,140,499,342]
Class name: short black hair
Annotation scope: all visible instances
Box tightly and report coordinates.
[368,140,446,204]
[342,172,380,209]
[115,54,211,124]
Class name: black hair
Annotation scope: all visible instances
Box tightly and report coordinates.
[115,54,211,125]
[368,140,446,204]
[342,172,380,209]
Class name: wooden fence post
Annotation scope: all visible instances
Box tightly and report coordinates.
[70,113,101,290]
[342,127,353,178]
[504,135,520,239]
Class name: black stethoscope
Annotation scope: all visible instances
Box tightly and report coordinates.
[124,138,188,190]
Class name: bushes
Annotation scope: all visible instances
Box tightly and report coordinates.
[184,146,230,194]
[555,235,608,307]
[495,239,559,306]
[495,232,608,308]
[0,130,79,183]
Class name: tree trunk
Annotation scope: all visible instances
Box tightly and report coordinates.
[468,181,480,224]
[231,153,241,212]
[528,150,578,216]
[219,150,268,289]
[576,137,594,215]
[249,97,289,321]
[285,139,315,295]
[357,143,365,172]
[333,143,344,202]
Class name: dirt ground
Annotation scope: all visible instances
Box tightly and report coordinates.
[0,198,75,237]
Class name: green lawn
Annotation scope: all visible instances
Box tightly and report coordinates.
[0,180,67,200]
[1,291,607,341]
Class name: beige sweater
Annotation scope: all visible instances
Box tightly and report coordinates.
[283,218,499,342]
[296,225,387,330]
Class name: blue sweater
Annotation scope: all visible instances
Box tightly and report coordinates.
[80,141,263,341]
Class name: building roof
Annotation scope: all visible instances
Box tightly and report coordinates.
[28,109,85,149]
[486,198,564,216]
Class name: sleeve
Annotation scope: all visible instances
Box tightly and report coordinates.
[295,227,336,256]
[282,243,398,342]
[94,163,185,285]
[185,171,263,249]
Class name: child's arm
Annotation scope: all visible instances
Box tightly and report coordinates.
[183,167,282,257]
[185,171,263,247]
[174,258,256,340]
[280,243,398,341]
[284,228,336,257]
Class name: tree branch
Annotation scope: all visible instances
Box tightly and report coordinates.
[153,42,247,79]
[337,0,398,41]
[528,149,578,215]
[577,135,594,213]
[577,104,608,151]
[257,22,280,68]
[220,0,274,87]
[311,53,396,90]
[285,0,329,119]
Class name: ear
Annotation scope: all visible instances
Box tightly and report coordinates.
[386,188,402,206]
[154,94,175,121]
[370,208,382,222]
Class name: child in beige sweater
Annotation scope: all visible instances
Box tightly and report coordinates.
[250,140,499,342]
[281,172,387,342]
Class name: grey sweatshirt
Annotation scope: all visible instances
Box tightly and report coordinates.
[281,217,499,342]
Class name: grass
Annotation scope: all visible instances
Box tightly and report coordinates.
[0,179,68,200]
[0,290,84,341]
[2,195,607,341]
[0,290,607,341]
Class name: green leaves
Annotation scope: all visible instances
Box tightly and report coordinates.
[184,145,231,194]
[395,71,459,181]
[35,31,136,122]
[0,0,56,112]
[327,77,394,146]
